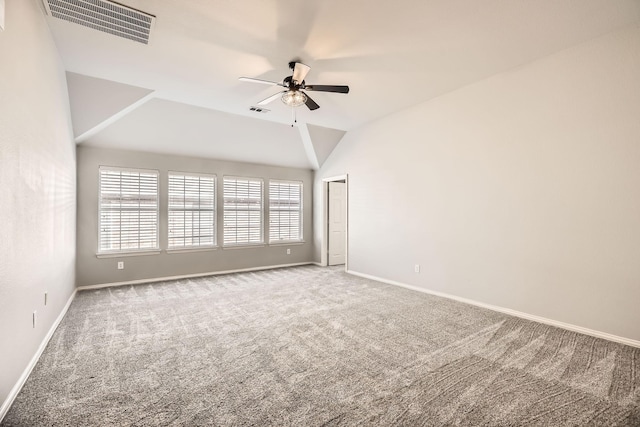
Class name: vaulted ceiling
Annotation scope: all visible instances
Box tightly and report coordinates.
[42,0,640,169]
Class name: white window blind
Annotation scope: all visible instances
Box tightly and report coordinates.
[223,177,263,246]
[269,180,303,243]
[99,167,159,253]
[168,172,216,249]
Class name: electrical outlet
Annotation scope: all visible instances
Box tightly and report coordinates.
[44,292,48,306]
[33,311,37,328]
[414,264,420,273]
[117,261,124,270]
[286,248,291,255]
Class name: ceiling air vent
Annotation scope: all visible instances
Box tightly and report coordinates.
[42,0,155,44]
[249,107,270,114]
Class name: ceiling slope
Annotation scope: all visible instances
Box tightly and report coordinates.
[307,124,346,167]
[43,1,640,168]
[82,98,315,169]
[66,72,154,141]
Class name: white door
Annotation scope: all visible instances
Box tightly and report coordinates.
[328,181,346,266]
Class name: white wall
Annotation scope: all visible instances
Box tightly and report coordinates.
[315,25,640,342]
[0,0,76,411]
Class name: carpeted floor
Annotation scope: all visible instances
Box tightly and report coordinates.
[3,265,640,426]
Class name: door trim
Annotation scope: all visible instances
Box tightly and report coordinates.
[321,174,348,269]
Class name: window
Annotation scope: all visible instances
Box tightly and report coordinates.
[269,180,303,243]
[168,172,216,249]
[99,167,159,253]
[223,176,263,246]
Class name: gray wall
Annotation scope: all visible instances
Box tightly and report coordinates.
[0,0,77,410]
[77,146,314,287]
[314,25,640,342]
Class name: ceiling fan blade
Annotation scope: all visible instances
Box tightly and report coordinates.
[304,85,349,94]
[257,91,285,106]
[239,77,285,87]
[292,62,311,84]
[304,93,320,110]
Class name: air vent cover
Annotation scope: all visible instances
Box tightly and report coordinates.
[42,0,155,44]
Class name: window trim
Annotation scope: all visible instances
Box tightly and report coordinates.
[96,250,161,258]
[268,179,304,244]
[167,171,217,250]
[97,166,160,255]
[165,247,218,254]
[223,175,264,247]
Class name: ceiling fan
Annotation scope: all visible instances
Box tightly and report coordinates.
[239,61,349,111]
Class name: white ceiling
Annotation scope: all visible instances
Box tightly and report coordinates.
[42,0,640,169]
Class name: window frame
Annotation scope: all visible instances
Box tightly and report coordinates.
[222,175,264,247]
[268,179,304,244]
[167,171,217,251]
[97,166,160,256]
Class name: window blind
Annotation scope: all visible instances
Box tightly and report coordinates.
[269,180,303,243]
[99,167,158,253]
[223,177,263,246]
[168,173,216,249]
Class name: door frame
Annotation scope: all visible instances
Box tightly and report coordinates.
[321,174,348,270]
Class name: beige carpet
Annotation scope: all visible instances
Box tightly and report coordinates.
[3,265,639,426]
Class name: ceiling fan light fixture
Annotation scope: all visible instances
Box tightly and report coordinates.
[281,90,307,107]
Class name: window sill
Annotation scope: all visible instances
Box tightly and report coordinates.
[269,241,305,246]
[96,250,161,258]
[222,243,266,250]
[165,247,218,254]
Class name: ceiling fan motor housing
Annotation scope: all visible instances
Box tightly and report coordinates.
[283,75,304,89]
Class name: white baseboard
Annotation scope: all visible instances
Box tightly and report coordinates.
[347,270,640,349]
[0,289,77,422]
[77,262,315,291]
